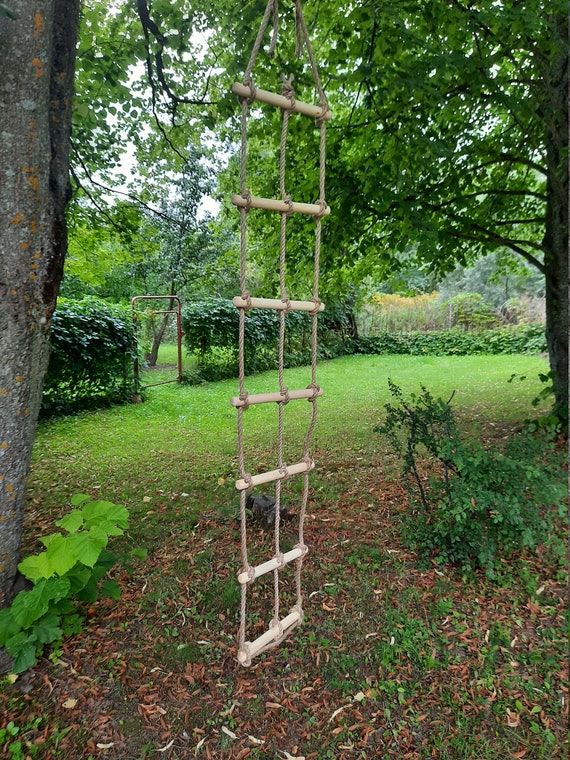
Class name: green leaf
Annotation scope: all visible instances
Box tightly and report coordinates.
[56,509,84,534]
[70,494,92,507]
[101,579,121,600]
[69,531,106,568]
[44,534,79,576]
[5,633,38,674]
[34,615,63,645]
[0,607,19,646]
[18,552,53,581]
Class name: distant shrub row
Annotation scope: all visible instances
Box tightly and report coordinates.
[353,323,547,357]
[41,298,137,417]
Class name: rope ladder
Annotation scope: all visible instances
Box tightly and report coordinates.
[231,0,331,667]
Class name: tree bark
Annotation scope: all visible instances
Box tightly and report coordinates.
[542,11,568,422]
[0,0,80,606]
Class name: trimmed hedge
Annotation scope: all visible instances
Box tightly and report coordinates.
[41,298,138,417]
[354,324,546,357]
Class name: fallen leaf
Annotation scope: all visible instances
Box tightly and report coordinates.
[96,742,114,749]
[143,495,151,503]
[222,726,238,740]
[158,739,175,752]
[62,698,77,709]
[328,705,347,722]
[248,735,265,745]
[506,708,521,727]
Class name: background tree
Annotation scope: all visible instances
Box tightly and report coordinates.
[0,0,80,605]
[209,0,568,420]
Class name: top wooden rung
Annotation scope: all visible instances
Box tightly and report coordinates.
[232,82,332,122]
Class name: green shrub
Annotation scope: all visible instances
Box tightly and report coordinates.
[181,297,349,383]
[354,323,546,357]
[0,496,136,673]
[440,292,499,331]
[42,297,138,416]
[376,382,565,577]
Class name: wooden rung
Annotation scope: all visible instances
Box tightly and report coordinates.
[232,82,332,121]
[232,194,330,217]
[237,608,302,664]
[236,459,314,491]
[231,387,322,408]
[238,546,306,585]
[232,295,325,313]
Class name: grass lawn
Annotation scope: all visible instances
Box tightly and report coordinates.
[2,353,567,759]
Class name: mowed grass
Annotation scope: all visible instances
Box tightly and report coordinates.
[12,351,568,758]
[26,352,552,551]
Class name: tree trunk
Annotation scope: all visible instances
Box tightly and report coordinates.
[145,287,177,366]
[0,0,79,606]
[542,11,568,423]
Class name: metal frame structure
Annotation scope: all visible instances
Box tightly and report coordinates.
[131,295,183,387]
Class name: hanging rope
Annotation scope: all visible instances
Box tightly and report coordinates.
[231,0,330,667]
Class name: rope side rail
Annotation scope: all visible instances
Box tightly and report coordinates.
[235,459,314,491]
[231,82,332,121]
[231,194,330,216]
[232,295,325,312]
[237,607,303,666]
[231,387,322,408]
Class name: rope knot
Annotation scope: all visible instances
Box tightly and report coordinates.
[240,190,252,211]
[315,99,329,127]
[279,387,290,404]
[314,199,328,219]
[239,391,250,410]
[241,78,257,105]
[241,290,253,310]
[291,604,304,624]
[294,542,308,558]
[309,297,322,315]
[242,472,254,490]
[278,464,289,480]
[274,551,285,569]
[281,73,296,110]
[307,382,321,400]
[270,617,284,638]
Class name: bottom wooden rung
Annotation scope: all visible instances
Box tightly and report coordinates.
[238,608,302,665]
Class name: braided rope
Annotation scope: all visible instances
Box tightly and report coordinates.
[235,0,327,666]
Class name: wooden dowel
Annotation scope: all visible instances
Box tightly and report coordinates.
[231,387,322,408]
[235,459,314,491]
[232,194,330,217]
[237,608,302,664]
[232,82,332,121]
[238,546,305,585]
[232,295,325,313]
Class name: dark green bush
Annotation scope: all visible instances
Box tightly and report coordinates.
[376,382,565,578]
[354,323,546,357]
[41,297,138,417]
[181,297,348,383]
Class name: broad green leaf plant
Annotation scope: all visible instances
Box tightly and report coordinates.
[0,496,129,674]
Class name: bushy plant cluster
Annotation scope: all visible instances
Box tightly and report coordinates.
[42,297,138,416]
[360,291,540,335]
[0,496,134,673]
[376,382,565,577]
[182,297,349,383]
[355,323,546,357]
